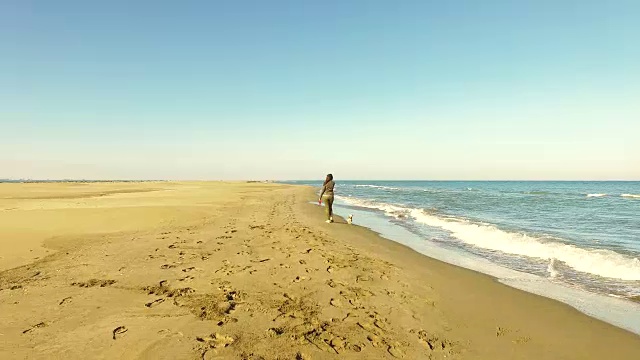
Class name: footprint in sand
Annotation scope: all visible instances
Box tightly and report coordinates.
[415,329,458,353]
[145,298,165,308]
[178,275,195,282]
[387,342,405,358]
[196,332,234,349]
[358,322,383,336]
[160,264,177,269]
[71,279,116,288]
[59,297,72,305]
[267,327,285,337]
[22,322,47,334]
[367,334,382,347]
[112,326,128,340]
[158,329,184,338]
[216,317,239,327]
[356,275,373,282]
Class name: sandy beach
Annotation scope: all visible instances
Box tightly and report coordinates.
[1,181,639,360]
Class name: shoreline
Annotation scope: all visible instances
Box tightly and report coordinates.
[322,193,640,335]
[1,182,639,359]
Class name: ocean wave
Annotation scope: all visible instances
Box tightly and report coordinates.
[587,194,607,197]
[621,194,640,199]
[353,184,402,191]
[410,209,640,281]
[337,196,410,218]
[522,191,553,195]
[337,195,640,281]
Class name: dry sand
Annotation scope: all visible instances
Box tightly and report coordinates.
[1,181,639,359]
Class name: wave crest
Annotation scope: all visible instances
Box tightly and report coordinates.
[336,195,640,281]
[410,209,640,281]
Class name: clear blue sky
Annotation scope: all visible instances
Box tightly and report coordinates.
[2,0,638,180]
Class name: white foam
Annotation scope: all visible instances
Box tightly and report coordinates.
[337,196,409,218]
[621,194,640,199]
[547,258,559,278]
[353,184,401,191]
[409,209,640,281]
[337,196,640,281]
[587,193,607,197]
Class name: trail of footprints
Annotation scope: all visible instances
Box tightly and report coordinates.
[10,196,464,359]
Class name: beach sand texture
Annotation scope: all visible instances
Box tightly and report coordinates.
[1,182,639,359]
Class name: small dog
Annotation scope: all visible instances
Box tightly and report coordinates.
[347,215,353,225]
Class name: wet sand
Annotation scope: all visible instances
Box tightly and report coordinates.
[1,182,639,359]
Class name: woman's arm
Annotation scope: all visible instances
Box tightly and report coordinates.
[319,184,326,201]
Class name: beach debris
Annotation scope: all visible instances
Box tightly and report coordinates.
[112,326,127,340]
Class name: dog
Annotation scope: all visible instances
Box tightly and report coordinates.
[347,214,353,225]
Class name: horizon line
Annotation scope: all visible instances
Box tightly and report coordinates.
[1,178,639,182]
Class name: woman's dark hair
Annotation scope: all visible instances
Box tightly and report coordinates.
[323,173,333,186]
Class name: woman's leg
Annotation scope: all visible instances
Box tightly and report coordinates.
[323,196,331,220]
[327,196,334,221]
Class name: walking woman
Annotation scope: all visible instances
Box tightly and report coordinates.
[319,174,335,223]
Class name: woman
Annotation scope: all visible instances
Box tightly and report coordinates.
[319,174,335,223]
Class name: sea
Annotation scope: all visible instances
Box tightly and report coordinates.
[285,180,640,334]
